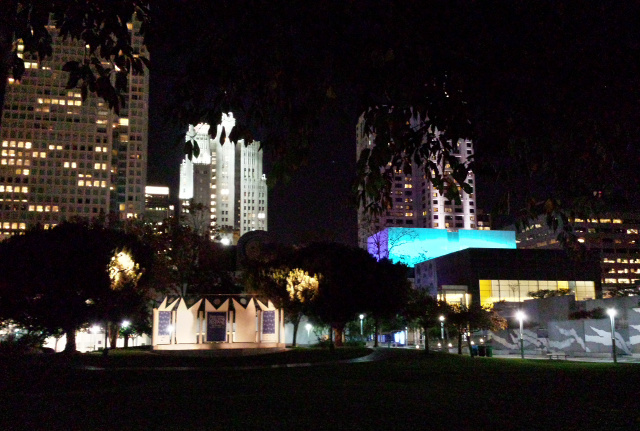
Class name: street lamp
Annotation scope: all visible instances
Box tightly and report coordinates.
[359,314,364,336]
[515,310,525,359]
[91,325,101,351]
[439,315,445,343]
[607,308,617,364]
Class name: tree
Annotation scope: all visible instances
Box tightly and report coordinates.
[284,269,319,347]
[365,222,420,266]
[448,303,507,357]
[1,1,150,120]
[0,222,153,352]
[296,243,375,348]
[151,218,238,296]
[243,244,320,347]
[404,289,450,355]
[528,288,572,300]
[364,258,412,347]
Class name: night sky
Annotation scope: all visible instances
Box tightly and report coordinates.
[147,1,640,245]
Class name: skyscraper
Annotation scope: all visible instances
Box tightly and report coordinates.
[178,113,268,243]
[356,114,477,249]
[0,21,148,240]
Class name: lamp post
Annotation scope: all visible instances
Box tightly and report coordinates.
[91,325,101,351]
[359,314,364,336]
[515,310,525,359]
[439,315,445,346]
[607,308,617,364]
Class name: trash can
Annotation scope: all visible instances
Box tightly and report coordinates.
[486,346,493,357]
[471,345,479,357]
[478,345,486,357]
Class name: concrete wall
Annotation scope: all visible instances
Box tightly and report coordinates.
[488,303,640,356]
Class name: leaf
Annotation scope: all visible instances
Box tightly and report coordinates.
[219,127,226,144]
[62,60,80,73]
[193,142,200,159]
[81,83,88,101]
[12,54,25,81]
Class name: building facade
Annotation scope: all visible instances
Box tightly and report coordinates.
[144,185,173,225]
[414,248,602,307]
[178,114,267,243]
[356,114,477,249]
[514,214,640,294]
[0,21,148,240]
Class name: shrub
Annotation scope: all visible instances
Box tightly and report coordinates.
[0,332,46,355]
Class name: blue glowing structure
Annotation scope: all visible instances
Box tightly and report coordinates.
[368,228,516,267]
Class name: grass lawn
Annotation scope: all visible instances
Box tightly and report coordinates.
[1,348,639,430]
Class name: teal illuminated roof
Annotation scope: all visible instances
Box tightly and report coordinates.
[368,228,516,267]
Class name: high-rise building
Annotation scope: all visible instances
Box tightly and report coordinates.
[144,186,174,226]
[178,114,268,243]
[356,114,477,249]
[514,213,640,294]
[0,21,148,240]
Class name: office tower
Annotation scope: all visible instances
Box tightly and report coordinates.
[0,21,148,240]
[144,186,174,226]
[515,213,640,294]
[356,114,477,249]
[178,113,268,243]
